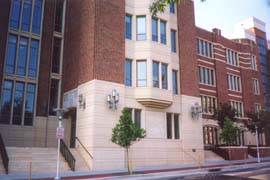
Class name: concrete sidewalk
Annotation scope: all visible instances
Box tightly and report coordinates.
[0,157,270,180]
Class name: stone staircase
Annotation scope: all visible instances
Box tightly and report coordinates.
[0,155,5,174]
[204,150,224,161]
[70,148,91,171]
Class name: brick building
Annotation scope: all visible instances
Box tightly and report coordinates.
[0,0,269,170]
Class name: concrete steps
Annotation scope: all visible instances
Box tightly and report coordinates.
[0,155,5,174]
[204,150,224,161]
[70,148,91,171]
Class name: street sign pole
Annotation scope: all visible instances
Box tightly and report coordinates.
[55,120,62,180]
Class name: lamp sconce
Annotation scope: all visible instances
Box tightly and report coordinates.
[78,94,86,109]
[107,89,119,111]
[191,103,202,120]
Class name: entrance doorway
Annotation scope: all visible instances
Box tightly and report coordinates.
[70,110,77,148]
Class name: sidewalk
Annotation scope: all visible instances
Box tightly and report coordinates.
[1,157,270,180]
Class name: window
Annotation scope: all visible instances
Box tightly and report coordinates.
[16,37,28,76]
[227,74,241,92]
[255,103,261,113]
[152,18,158,42]
[160,20,166,44]
[12,82,25,125]
[252,78,260,95]
[174,114,179,139]
[167,113,180,139]
[10,0,22,29]
[251,55,257,70]
[196,38,212,58]
[32,0,42,34]
[49,79,59,115]
[162,63,168,89]
[21,0,32,32]
[166,113,172,139]
[125,15,132,40]
[171,30,176,52]
[136,16,146,40]
[198,66,215,86]
[54,0,64,32]
[5,35,17,74]
[170,2,175,14]
[230,101,243,117]
[226,49,239,66]
[0,80,13,124]
[172,70,178,94]
[52,37,62,74]
[137,60,147,87]
[125,59,132,86]
[24,83,35,125]
[152,61,159,88]
[134,109,141,128]
[201,95,217,114]
[28,39,39,77]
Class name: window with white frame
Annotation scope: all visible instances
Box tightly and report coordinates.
[227,74,241,92]
[200,95,217,114]
[137,60,147,87]
[251,55,257,70]
[252,78,260,95]
[127,108,142,128]
[166,113,180,139]
[230,101,243,117]
[226,49,239,66]
[198,66,215,86]
[255,103,261,113]
[196,38,213,58]
[136,16,146,40]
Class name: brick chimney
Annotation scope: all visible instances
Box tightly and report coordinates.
[212,28,222,36]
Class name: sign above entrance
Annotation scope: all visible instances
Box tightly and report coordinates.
[63,89,78,109]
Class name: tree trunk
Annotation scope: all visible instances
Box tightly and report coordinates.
[126,148,130,174]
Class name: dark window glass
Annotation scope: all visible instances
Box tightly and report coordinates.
[196,39,199,54]
[10,0,22,29]
[174,114,179,139]
[162,64,167,89]
[171,30,176,52]
[167,113,172,139]
[125,59,132,86]
[160,21,166,44]
[28,39,39,77]
[137,60,147,87]
[24,83,35,126]
[12,82,25,125]
[17,37,28,76]
[0,80,13,124]
[21,0,32,32]
[136,16,146,40]
[49,79,59,115]
[52,37,61,73]
[170,2,175,13]
[5,35,17,74]
[125,15,132,40]
[172,70,178,94]
[134,109,141,128]
[198,66,201,83]
[152,61,159,88]
[54,0,64,32]
[32,0,42,34]
[152,18,158,42]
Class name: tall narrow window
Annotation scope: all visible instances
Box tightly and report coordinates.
[54,0,64,32]
[136,16,146,40]
[125,15,132,40]
[5,35,17,74]
[32,0,42,34]
[28,39,39,77]
[152,18,158,42]
[0,80,13,124]
[160,20,166,44]
[24,83,35,126]
[17,37,28,76]
[49,79,59,115]
[152,61,159,88]
[162,63,168,89]
[137,60,147,87]
[52,37,62,74]
[21,0,32,32]
[172,70,178,94]
[167,113,172,139]
[125,59,132,86]
[12,82,25,125]
[10,0,22,29]
[171,30,176,52]
[174,114,179,139]
[134,109,141,128]
[170,2,175,14]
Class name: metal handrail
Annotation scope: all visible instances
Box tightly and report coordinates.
[0,133,9,174]
[60,139,75,171]
[75,137,93,159]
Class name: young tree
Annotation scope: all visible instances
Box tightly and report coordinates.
[214,103,237,129]
[219,117,239,146]
[111,107,146,174]
[150,0,206,15]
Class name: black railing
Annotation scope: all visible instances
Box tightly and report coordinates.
[75,137,93,159]
[60,139,75,171]
[0,133,9,174]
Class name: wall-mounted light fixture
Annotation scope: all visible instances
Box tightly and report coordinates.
[107,89,119,111]
[78,94,86,109]
[191,103,202,120]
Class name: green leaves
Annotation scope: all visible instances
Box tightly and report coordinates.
[214,103,237,129]
[219,117,239,146]
[111,107,146,149]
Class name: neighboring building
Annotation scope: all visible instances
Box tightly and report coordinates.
[0,0,268,171]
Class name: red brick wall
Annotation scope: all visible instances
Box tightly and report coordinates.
[177,0,199,97]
